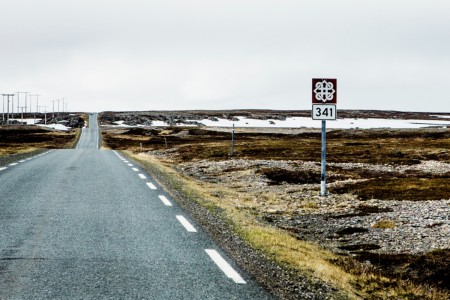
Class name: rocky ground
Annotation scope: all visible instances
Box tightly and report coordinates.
[0,113,85,127]
[99,109,450,126]
[101,112,449,297]
[151,155,450,256]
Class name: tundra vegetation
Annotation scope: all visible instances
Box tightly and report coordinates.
[2,110,448,299]
[0,113,85,159]
[101,121,450,300]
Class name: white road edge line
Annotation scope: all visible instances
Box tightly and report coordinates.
[9,163,18,166]
[146,182,157,190]
[132,167,139,172]
[158,195,172,206]
[0,167,7,171]
[176,215,197,232]
[138,174,147,179]
[205,249,247,284]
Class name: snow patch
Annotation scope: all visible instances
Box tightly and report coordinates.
[106,116,450,129]
[39,124,70,131]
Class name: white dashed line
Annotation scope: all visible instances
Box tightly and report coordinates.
[176,215,197,232]
[205,249,247,284]
[158,195,172,206]
[9,163,18,166]
[26,158,32,160]
[146,182,157,190]
[132,168,139,172]
[0,167,7,171]
[19,160,25,163]
[138,174,147,179]
[127,164,133,166]
[124,160,129,163]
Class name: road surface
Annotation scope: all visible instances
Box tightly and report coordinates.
[0,113,271,299]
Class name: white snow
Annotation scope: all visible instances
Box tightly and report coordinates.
[188,117,450,129]
[149,120,169,127]
[38,124,70,131]
[9,118,42,125]
[430,115,450,119]
[105,116,450,129]
[7,118,70,130]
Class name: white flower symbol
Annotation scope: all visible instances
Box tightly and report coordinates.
[314,80,335,102]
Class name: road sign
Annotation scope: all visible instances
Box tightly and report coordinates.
[311,78,338,197]
[312,78,337,104]
[312,104,336,120]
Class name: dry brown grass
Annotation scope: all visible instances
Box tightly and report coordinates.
[0,125,80,157]
[372,220,396,229]
[102,127,450,299]
[126,151,449,299]
[128,152,360,298]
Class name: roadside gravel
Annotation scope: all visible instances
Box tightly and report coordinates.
[165,156,450,255]
[130,153,350,300]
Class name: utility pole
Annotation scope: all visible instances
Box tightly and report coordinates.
[1,94,15,125]
[39,106,48,125]
[20,106,25,124]
[44,106,47,125]
[25,92,28,113]
[29,94,39,124]
[16,92,27,118]
[231,123,235,156]
[36,95,40,114]
[52,100,56,118]
[57,99,60,116]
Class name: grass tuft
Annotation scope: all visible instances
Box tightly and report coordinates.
[372,220,396,229]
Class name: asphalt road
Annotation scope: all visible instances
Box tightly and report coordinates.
[0,113,271,299]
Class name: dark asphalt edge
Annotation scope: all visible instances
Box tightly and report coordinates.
[121,151,350,300]
[0,149,48,168]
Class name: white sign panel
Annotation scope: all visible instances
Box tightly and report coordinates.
[312,104,337,120]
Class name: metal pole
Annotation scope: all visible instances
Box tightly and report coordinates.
[20,107,24,124]
[6,96,9,125]
[25,92,28,113]
[31,96,35,124]
[320,120,327,196]
[231,123,235,156]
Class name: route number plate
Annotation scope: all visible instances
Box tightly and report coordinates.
[312,104,337,120]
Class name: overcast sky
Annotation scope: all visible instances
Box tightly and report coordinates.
[1,0,449,113]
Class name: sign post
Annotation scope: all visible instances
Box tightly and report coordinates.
[312,78,337,196]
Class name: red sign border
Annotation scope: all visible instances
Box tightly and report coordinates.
[312,78,337,104]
